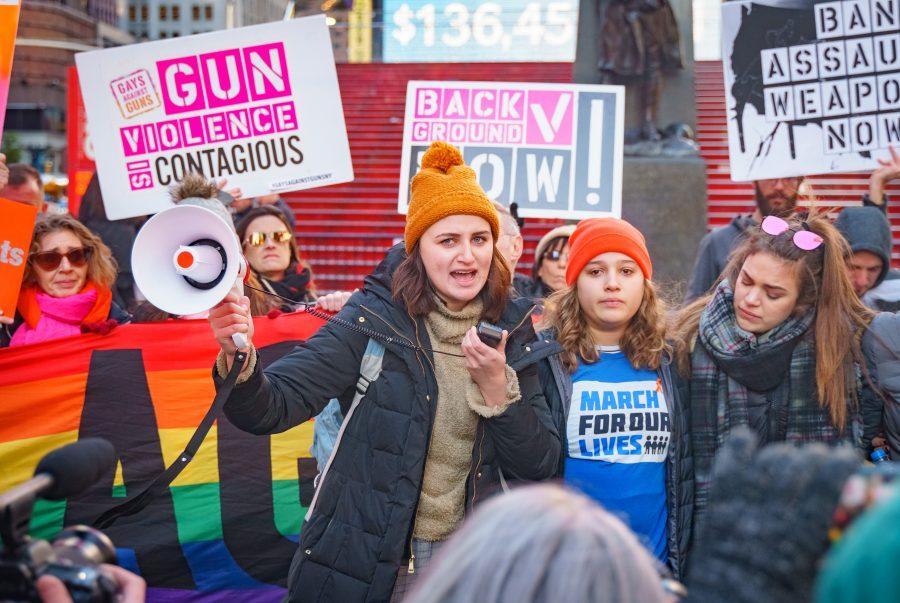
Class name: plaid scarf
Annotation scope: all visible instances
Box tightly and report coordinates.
[690,281,859,518]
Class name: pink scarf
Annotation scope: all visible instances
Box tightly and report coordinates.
[10,289,100,347]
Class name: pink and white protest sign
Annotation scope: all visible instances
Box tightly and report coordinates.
[399,81,624,220]
[75,15,353,220]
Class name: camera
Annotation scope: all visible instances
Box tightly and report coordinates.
[0,526,119,602]
[0,439,121,602]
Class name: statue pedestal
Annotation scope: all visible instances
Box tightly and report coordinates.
[620,155,708,290]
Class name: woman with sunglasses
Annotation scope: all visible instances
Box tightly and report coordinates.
[207,142,559,602]
[670,212,879,534]
[1,213,129,347]
[538,218,692,579]
[235,206,316,307]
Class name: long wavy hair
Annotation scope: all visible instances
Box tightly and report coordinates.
[670,211,873,429]
[543,277,669,372]
[24,213,117,290]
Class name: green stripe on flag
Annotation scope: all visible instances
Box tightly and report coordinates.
[273,479,304,537]
[29,498,66,541]
[170,483,222,542]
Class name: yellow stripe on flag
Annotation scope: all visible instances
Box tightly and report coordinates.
[158,426,219,487]
[0,430,78,491]
[270,422,314,481]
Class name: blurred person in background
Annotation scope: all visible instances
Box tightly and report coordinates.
[0,162,44,212]
[527,224,576,300]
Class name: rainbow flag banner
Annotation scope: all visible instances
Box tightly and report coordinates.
[0,312,325,601]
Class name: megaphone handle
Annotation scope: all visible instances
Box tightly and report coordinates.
[230,257,249,351]
[232,332,249,350]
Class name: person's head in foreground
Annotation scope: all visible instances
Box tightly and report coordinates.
[403,484,668,603]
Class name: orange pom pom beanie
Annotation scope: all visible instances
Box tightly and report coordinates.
[565,218,653,286]
[404,141,500,253]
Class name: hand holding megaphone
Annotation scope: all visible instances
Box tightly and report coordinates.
[208,290,254,367]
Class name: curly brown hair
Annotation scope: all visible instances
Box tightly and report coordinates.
[23,213,117,290]
[543,278,669,372]
[670,210,873,429]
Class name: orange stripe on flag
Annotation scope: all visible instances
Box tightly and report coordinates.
[146,369,216,429]
[0,374,85,441]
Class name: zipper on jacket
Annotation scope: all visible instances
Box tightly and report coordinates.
[469,422,487,507]
[660,360,681,577]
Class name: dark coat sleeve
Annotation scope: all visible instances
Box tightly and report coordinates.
[685,231,720,303]
[214,303,369,435]
[862,313,900,455]
[484,326,561,481]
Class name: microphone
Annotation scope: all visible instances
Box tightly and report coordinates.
[0,439,116,511]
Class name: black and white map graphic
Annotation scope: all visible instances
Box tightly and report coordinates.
[723,0,900,180]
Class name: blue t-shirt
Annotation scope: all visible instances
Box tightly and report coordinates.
[563,346,670,562]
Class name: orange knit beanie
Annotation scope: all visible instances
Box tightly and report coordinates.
[404,141,500,253]
[565,218,653,286]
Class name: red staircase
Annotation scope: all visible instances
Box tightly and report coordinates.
[284,62,572,293]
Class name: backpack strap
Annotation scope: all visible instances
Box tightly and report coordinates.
[306,338,384,520]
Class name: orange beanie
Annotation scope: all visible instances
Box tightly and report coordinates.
[565,218,652,286]
[404,141,500,253]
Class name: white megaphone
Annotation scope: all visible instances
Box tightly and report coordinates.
[132,203,248,349]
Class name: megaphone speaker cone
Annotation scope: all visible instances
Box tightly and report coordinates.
[132,204,243,317]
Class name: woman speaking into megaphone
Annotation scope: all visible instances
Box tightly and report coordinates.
[207,142,560,603]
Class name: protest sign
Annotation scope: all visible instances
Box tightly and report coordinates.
[399,81,624,219]
[0,197,37,320]
[67,67,95,218]
[0,312,325,601]
[76,15,354,220]
[722,0,900,181]
[0,0,21,138]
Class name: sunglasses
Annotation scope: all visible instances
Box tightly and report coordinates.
[543,249,570,262]
[29,247,92,271]
[246,230,292,247]
[761,216,823,251]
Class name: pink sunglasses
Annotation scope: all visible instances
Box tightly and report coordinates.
[761,216,824,251]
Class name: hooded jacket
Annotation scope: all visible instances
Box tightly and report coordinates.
[862,312,900,458]
[835,206,892,288]
[214,245,561,602]
[537,332,694,579]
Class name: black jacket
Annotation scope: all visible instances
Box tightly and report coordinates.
[537,333,694,579]
[215,245,561,602]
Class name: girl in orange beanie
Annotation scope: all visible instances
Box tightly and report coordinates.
[207,141,560,602]
[538,217,692,582]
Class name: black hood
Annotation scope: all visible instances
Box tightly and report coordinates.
[835,207,892,287]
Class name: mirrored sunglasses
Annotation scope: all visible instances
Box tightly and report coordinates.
[29,247,92,271]
[761,216,823,251]
[246,230,292,247]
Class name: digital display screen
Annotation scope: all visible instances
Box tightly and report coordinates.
[383,0,579,62]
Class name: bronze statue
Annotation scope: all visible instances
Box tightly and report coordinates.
[598,0,683,142]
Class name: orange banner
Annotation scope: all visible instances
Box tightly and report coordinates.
[0,196,36,319]
[0,0,21,138]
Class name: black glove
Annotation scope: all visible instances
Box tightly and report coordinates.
[686,428,861,603]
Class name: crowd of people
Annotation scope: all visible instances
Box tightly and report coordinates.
[5,139,900,603]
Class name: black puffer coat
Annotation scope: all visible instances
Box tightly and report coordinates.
[215,246,561,602]
[537,330,694,579]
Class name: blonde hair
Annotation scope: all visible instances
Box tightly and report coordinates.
[24,213,117,290]
[543,279,669,372]
[670,210,873,429]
